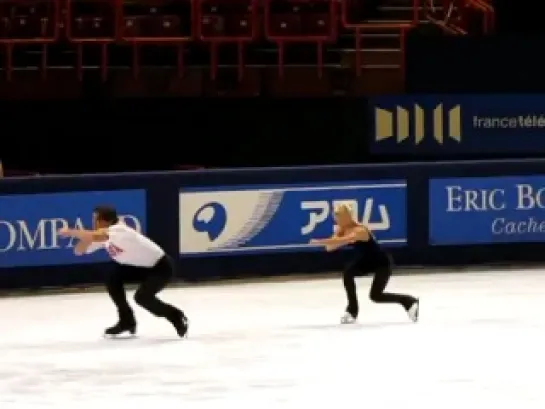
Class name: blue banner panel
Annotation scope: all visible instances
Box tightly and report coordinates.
[0,190,146,267]
[179,181,407,256]
[369,95,545,155]
[430,176,545,245]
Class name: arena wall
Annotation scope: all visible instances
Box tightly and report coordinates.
[1,159,545,289]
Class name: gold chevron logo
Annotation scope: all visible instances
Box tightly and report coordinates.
[375,104,462,144]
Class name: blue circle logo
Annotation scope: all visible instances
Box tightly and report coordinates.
[193,202,227,241]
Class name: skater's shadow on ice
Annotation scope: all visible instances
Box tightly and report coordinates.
[189,321,412,343]
[284,321,413,332]
[6,322,414,353]
[3,337,182,354]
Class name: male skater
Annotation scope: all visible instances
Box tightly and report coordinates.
[311,202,419,324]
[58,206,188,338]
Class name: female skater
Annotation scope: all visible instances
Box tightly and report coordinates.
[310,202,419,324]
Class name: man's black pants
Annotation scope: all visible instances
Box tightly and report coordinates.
[343,257,416,318]
[106,255,182,324]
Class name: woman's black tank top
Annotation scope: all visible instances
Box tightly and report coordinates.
[351,233,390,267]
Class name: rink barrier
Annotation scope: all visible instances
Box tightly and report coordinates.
[1,159,545,289]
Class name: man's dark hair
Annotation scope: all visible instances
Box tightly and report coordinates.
[93,205,119,224]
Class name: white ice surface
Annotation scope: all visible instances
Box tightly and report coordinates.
[1,270,545,409]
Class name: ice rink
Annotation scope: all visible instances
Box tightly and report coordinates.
[1,270,545,409]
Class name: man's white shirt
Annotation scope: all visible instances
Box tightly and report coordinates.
[86,223,164,267]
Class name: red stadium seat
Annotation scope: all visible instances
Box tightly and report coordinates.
[264,0,337,78]
[340,0,415,78]
[472,0,494,33]
[425,0,494,35]
[118,0,193,78]
[196,0,258,80]
[0,0,60,80]
[66,0,117,80]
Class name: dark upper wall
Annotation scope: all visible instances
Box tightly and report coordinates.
[406,33,545,93]
[1,98,370,174]
[8,30,545,174]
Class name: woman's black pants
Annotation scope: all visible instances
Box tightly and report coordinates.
[343,259,416,318]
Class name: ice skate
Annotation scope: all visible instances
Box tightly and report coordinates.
[105,319,137,337]
[340,311,357,324]
[169,313,189,338]
[407,299,419,322]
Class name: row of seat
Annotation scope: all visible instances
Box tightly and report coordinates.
[0,0,384,43]
[0,0,418,44]
[0,0,417,80]
[2,0,494,45]
[0,0,494,82]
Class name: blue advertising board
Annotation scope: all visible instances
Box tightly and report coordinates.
[430,176,545,245]
[0,190,146,267]
[369,95,545,155]
[178,181,407,256]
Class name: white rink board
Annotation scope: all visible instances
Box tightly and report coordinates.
[1,270,545,409]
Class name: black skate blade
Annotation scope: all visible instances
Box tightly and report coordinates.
[103,332,138,340]
[175,329,188,339]
[173,316,189,338]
